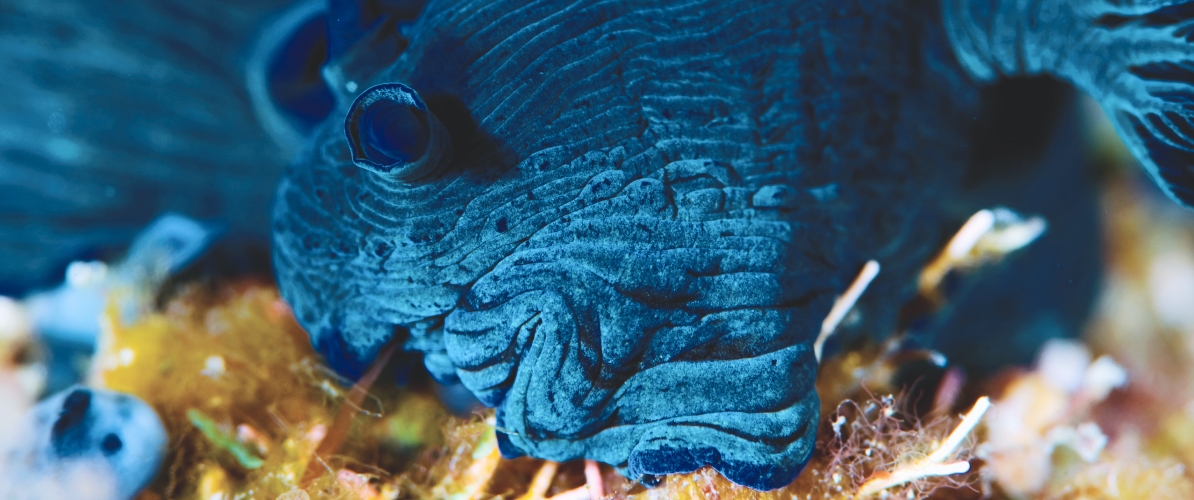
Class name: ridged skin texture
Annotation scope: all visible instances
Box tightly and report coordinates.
[275,0,977,489]
[279,0,1194,489]
[943,0,1194,208]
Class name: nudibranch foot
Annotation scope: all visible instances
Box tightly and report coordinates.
[489,341,820,491]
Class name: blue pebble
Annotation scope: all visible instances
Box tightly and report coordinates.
[2,386,167,500]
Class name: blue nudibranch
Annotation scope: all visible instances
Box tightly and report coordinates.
[272,0,1194,490]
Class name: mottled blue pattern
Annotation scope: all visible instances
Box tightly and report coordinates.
[274,0,971,489]
[2,386,167,500]
[273,0,1194,490]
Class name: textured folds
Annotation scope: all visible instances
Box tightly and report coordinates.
[943,0,1194,207]
[274,0,976,490]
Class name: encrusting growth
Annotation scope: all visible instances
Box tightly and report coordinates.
[856,397,990,498]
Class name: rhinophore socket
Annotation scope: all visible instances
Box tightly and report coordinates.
[344,83,452,182]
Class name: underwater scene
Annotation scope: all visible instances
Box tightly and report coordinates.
[7,0,1194,498]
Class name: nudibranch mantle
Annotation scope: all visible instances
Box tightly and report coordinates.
[273,0,1194,490]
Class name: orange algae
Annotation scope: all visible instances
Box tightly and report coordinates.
[616,394,979,500]
[87,280,580,500]
[390,414,588,500]
[88,171,1194,500]
[1039,457,1194,500]
[79,269,987,500]
[395,415,504,499]
[93,283,441,499]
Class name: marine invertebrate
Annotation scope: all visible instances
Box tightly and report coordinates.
[272,0,1194,490]
[0,386,167,500]
[943,0,1194,208]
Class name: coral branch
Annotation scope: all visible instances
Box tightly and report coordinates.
[547,486,592,500]
[584,460,604,499]
[301,339,400,486]
[919,208,1045,296]
[520,462,560,500]
[857,461,971,496]
[815,260,880,362]
[919,210,995,294]
[856,396,990,498]
[927,396,990,464]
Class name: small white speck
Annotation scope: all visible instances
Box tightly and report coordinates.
[346,81,358,93]
[201,355,226,378]
[320,379,340,398]
[118,348,135,366]
[65,261,107,288]
[0,296,31,342]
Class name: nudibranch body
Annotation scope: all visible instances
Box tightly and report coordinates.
[273,0,1194,490]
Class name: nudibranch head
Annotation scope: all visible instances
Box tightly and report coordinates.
[273,0,982,491]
